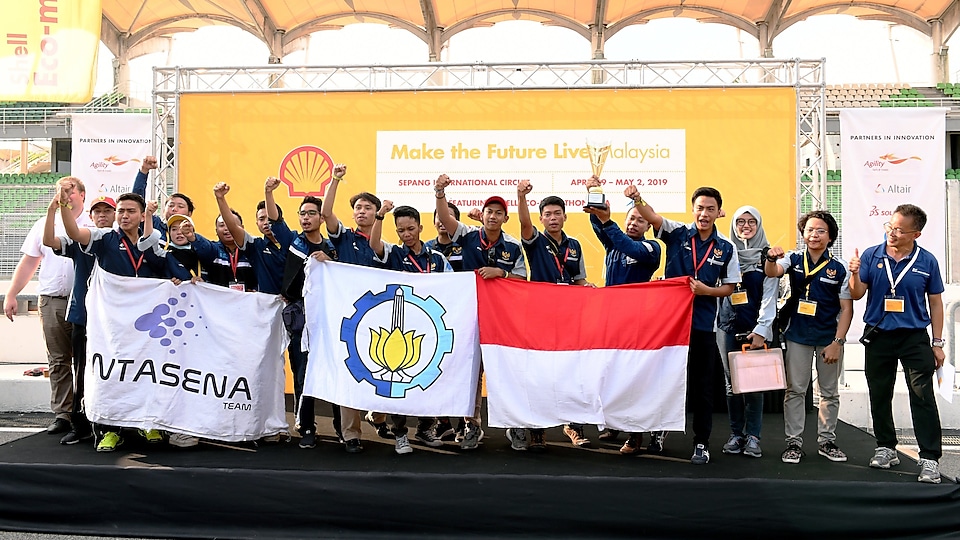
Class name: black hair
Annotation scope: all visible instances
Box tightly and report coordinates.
[691,187,722,209]
[349,192,382,211]
[217,209,243,226]
[257,200,283,219]
[169,192,195,214]
[300,196,323,211]
[798,210,839,248]
[393,205,421,225]
[894,204,927,231]
[433,201,461,221]
[118,192,146,212]
[538,195,566,213]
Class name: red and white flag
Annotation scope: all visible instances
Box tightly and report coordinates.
[478,276,693,431]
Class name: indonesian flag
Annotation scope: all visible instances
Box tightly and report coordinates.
[478,276,693,431]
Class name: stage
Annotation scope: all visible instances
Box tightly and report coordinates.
[0,405,957,539]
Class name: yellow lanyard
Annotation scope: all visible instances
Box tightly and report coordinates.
[802,252,830,298]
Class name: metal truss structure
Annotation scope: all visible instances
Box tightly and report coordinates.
[152,59,826,212]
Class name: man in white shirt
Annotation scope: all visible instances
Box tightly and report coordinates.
[3,177,91,435]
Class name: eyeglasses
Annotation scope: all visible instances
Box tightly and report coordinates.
[735,219,758,227]
[803,227,828,236]
[298,210,320,217]
[883,222,917,236]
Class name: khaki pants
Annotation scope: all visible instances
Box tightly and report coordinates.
[783,340,841,446]
[39,295,73,420]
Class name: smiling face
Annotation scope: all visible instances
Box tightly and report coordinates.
[691,195,719,233]
[482,203,508,233]
[802,217,830,252]
[735,212,758,240]
[215,216,234,245]
[164,196,191,219]
[885,212,921,250]
[89,204,115,228]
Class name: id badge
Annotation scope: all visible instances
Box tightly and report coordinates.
[730,291,748,305]
[797,299,818,316]
[884,295,905,313]
[229,281,245,292]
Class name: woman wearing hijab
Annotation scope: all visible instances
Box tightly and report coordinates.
[716,206,779,458]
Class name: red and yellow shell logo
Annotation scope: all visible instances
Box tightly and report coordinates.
[278,145,334,197]
[103,156,141,166]
[878,153,921,165]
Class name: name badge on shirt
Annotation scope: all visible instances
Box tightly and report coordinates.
[229,281,245,292]
[797,299,818,316]
[730,291,748,305]
[884,295,905,313]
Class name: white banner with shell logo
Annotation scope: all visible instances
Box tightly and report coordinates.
[303,261,480,416]
[71,113,152,205]
[84,267,289,441]
[840,108,946,336]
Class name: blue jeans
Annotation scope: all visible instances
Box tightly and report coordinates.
[719,331,764,439]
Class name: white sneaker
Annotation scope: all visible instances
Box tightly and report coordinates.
[168,433,200,448]
[917,458,941,484]
[395,434,413,455]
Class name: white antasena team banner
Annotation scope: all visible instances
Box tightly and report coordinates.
[376,129,687,213]
[303,261,480,416]
[840,109,947,335]
[71,113,152,204]
[85,267,289,441]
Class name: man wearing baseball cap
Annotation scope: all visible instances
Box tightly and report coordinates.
[434,174,526,450]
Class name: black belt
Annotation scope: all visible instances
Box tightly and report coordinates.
[41,294,69,300]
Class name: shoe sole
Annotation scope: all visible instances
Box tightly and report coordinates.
[782,457,801,464]
[744,450,762,458]
[61,435,93,445]
[818,451,848,462]
[396,448,413,455]
[918,476,941,484]
[869,458,900,469]
[415,436,444,448]
[722,448,742,455]
[620,447,639,455]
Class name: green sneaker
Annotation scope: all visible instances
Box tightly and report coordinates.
[96,432,123,453]
[139,429,163,444]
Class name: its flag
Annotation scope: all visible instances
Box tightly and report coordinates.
[303,261,480,416]
[478,276,693,431]
[85,267,289,441]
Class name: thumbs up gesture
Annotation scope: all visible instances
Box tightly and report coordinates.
[849,248,861,274]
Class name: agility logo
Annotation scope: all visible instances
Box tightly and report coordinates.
[278,145,335,197]
[134,292,204,355]
[863,153,921,171]
[341,285,453,398]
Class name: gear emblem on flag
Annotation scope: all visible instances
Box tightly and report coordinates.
[340,284,453,398]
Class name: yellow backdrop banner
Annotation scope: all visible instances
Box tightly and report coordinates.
[179,88,797,285]
[0,0,102,102]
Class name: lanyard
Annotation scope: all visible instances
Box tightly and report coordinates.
[802,251,831,298]
[120,237,144,276]
[691,238,715,280]
[479,229,496,251]
[355,229,370,242]
[883,246,919,296]
[228,248,239,280]
[407,253,431,273]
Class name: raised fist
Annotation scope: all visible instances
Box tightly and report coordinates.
[435,174,451,191]
[264,176,281,192]
[213,182,230,198]
[517,179,533,196]
[332,163,347,179]
[141,156,158,173]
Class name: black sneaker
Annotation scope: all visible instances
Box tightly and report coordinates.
[529,430,547,453]
[364,412,395,440]
[647,431,666,454]
[433,421,456,442]
[345,438,364,453]
[781,444,804,464]
[818,441,848,463]
[60,430,93,445]
[298,430,316,449]
[46,418,70,435]
[598,429,621,442]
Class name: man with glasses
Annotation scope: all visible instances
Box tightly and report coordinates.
[848,204,945,484]
[765,211,852,465]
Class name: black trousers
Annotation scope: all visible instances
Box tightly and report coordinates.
[689,329,721,446]
[864,328,942,460]
[70,325,91,434]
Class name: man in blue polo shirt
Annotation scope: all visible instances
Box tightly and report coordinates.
[61,190,165,452]
[585,179,664,454]
[508,179,589,452]
[211,178,294,294]
[630,185,740,465]
[42,188,116,445]
[435,173,527,450]
[848,204,945,484]
[134,155,195,239]
[765,210,852,466]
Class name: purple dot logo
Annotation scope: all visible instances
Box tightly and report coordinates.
[134,297,201,355]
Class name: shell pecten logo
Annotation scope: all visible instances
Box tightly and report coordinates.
[278,145,334,197]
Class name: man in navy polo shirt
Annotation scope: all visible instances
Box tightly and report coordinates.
[509,179,589,452]
[191,183,257,292]
[211,178,294,294]
[134,155,195,239]
[848,204,945,484]
[630,186,740,464]
[585,179,664,454]
[435,173,527,450]
[43,189,116,445]
[765,210,852,465]
[61,190,165,452]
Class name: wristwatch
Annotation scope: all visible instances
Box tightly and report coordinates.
[375,214,384,221]
[833,338,845,345]
[932,338,945,348]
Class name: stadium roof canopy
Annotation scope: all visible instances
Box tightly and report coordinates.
[100,1,960,62]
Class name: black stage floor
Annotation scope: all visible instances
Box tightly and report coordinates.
[1,404,958,539]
